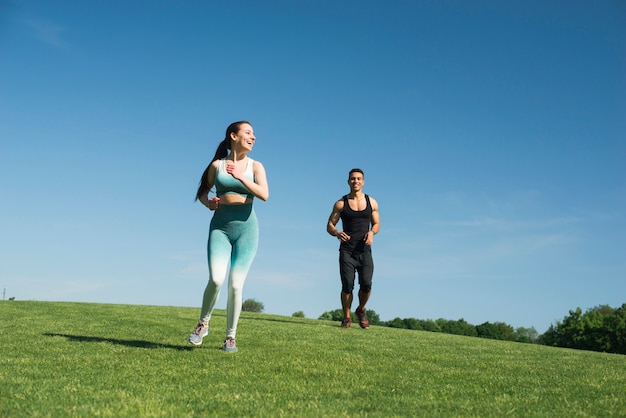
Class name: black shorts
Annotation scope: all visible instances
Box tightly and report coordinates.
[339,250,374,294]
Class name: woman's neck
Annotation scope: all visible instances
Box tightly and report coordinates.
[228,150,248,162]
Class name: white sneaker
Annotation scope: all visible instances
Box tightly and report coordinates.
[187,322,209,346]
[223,337,238,353]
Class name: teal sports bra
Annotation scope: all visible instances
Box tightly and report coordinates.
[215,158,255,200]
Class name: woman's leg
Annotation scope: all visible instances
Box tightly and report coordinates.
[225,210,258,338]
[198,227,232,323]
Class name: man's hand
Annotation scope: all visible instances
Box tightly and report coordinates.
[336,231,351,242]
[364,231,374,245]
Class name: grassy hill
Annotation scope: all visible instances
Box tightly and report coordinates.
[1,301,624,417]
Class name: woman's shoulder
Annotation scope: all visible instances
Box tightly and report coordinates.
[251,158,265,170]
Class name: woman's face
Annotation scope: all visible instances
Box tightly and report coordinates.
[231,123,256,151]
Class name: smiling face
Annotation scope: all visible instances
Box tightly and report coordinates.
[230,123,256,152]
[347,170,364,192]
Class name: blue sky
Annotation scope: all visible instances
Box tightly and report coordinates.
[1,0,624,333]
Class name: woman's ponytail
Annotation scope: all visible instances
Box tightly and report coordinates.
[195,138,230,200]
[195,121,249,201]
[211,138,230,163]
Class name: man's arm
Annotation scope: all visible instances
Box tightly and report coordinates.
[364,197,380,245]
[327,200,350,242]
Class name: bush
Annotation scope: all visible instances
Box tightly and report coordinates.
[242,298,264,313]
[318,309,346,321]
[538,304,626,354]
[318,308,382,325]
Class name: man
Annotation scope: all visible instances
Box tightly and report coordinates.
[326,168,380,329]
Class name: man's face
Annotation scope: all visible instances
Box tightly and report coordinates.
[348,172,364,191]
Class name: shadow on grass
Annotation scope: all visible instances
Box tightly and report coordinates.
[44,333,194,351]
[242,315,341,328]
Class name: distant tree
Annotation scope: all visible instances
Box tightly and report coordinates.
[292,311,305,318]
[476,322,505,340]
[537,304,626,354]
[607,303,626,354]
[560,307,586,349]
[403,318,422,330]
[242,298,264,313]
[513,326,538,343]
[537,324,558,346]
[581,307,612,351]
[440,318,478,337]
[384,317,429,330]
[435,318,449,331]
[474,322,519,341]
[387,317,405,329]
[418,319,441,333]
[318,308,382,325]
[495,322,515,341]
[318,309,344,321]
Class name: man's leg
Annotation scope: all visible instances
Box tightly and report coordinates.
[357,290,370,311]
[355,252,374,329]
[339,251,356,327]
[341,291,353,319]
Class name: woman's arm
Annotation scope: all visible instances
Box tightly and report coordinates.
[197,161,218,209]
[232,160,269,201]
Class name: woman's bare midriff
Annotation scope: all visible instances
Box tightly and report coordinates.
[218,195,254,205]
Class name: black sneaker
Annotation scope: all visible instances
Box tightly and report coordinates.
[340,317,351,328]
[356,307,369,329]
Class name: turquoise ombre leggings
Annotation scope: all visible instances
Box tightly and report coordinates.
[199,203,258,338]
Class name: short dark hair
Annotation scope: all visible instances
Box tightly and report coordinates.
[348,168,364,179]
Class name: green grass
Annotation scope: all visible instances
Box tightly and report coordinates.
[1,301,625,417]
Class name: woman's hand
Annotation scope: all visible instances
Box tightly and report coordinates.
[208,196,220,211]
[225,161,241,180]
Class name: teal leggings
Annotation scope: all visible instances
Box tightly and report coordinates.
[199,203,258,338]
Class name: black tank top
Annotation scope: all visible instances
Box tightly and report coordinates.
[339,194,372,253]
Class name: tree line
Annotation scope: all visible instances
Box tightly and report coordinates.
[317,303,626,355]
[538,303,625,354]
[317,309,537,343]
[243,298,625,355]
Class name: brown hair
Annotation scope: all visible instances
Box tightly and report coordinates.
[195,121,250,200]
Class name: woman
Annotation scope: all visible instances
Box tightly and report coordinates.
[188,121,269,352]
